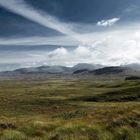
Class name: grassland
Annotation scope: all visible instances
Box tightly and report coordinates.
[0,78,139,140]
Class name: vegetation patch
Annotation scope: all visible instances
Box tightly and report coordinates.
[53,110,87,120]
[0,79,139,139]
[70,86,140,102]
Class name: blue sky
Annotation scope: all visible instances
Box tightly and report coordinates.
[0,0,140,71]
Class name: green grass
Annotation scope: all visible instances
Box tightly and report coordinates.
[70,86,140,102]
[0,79,139,139]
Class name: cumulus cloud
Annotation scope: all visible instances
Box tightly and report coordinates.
[48,47,68,58]
[74,45,91,57]
[97,17,120,27]
[56,27,140,66]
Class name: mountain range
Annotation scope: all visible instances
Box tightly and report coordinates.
[0,63,103,74]
[1,63,140,78]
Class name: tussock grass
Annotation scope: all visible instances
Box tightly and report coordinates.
[0,79,139,139]
[0,130,28,140]
[53,110,87,120]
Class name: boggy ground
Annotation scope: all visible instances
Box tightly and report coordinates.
[0,79,139,140]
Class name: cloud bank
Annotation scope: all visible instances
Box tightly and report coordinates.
[1,25,140,69]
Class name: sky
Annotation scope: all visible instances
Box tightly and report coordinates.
[0,0,140,71]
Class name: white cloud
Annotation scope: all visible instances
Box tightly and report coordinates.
[0,0,76,36]
[74,45,91,57]
[48,47,68,58]
[0,0,120,45]
[97,18,120,27]
[1,25,140,67]
[1,1,140,70]
[0,36,79,46]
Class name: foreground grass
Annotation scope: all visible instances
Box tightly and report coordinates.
[0,79,139,139]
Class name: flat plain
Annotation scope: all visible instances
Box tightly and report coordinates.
[0,78,139,140]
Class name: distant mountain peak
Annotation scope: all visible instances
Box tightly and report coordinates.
[72,63,104,71]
